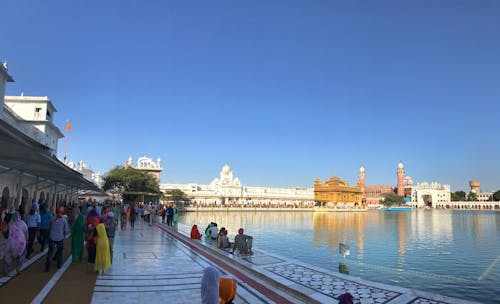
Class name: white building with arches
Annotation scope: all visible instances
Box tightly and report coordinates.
[410,182,451,207]
[161,164,314,207]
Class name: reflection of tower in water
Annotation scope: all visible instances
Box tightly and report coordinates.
[312,212,367,258]
[398,212,406,256]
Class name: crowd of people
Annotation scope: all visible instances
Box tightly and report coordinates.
[1,200,117,276]
[117,202,179,230]
[1,199,345,304]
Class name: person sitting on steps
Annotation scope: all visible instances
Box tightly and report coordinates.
[233,228,253,255]
[216,227,231,249]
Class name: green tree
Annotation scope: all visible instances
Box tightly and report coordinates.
[163,189,189,210]
[491,190,500,201]
[451,191,467,201]
[466,191,478,201]
[164,189,189,204]
[381,193,406,207]
[102,166,160,201]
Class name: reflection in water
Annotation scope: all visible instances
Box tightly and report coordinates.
[339,262,350,275]
[312,212,367,259]
[179,211,500,304]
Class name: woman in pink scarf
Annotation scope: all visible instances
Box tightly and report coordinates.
[2,212,28,274]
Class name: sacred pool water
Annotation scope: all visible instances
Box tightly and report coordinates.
[179,210,499,303]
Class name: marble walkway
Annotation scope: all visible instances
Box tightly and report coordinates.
[91,220,288,304]
[91,220,480,304]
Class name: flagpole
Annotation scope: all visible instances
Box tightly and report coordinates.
[64,119,69,162]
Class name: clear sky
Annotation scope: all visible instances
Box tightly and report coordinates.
[1,1,499,191]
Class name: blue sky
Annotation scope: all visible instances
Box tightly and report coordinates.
[1,1,499,191]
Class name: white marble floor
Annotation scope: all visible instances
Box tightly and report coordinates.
[91,220,270,304]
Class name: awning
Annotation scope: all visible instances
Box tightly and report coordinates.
[0,119,100,192]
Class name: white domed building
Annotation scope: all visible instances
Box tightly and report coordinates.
[161,164,314,207]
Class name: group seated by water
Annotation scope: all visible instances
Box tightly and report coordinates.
[189,222,254,256]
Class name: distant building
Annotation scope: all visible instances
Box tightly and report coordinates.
[66,160,102,186]
[364,185,394,205]
[314,174,362,207]
[357,166,394,205]
[125,156,163,182]
[469,180,480,193]
[161,164,314,207]
[3,94,64,154]
[0,62,14,118]
[410,182,451,207]
[469,180,493,201]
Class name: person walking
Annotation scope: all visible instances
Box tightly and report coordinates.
[45,207,69,272]
[104,212,116,263]
[71,208,85,264]
[86,218,98,271]
[160,205,166,224]
[94,222,111,275]
[172,204,179,228]
[129,204,137,230]
[3,211,28,275]
[38,204,52,251]
[166,204,173,226]
[26,206,41,258]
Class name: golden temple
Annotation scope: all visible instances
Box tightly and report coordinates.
[314,175,362,206]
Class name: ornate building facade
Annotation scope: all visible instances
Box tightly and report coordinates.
[125,156,163,182]
[410,182,451,207]
[161,165,314,207]
[314,175,363,206]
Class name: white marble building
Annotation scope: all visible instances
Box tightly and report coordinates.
[0,62,14,118]
[161,165,315,207]
[125,156,163,182]
[410,182,451,207]
[3,94,64,154]
[66,160,103,186]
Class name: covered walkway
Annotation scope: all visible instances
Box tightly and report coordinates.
[0,119,100,213]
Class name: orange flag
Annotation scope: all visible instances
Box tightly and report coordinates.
[66,120,72,131]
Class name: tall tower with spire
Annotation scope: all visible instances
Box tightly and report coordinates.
[397,161,405,196]
[358,166,366,201]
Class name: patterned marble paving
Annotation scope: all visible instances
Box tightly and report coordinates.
[410,298,450,304]
[265,263,402,304]
[240,255,284,265]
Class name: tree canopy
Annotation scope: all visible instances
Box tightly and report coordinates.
[490,190,500,201]
[102,166,160,194]
[451,191,467,201]
[466,191,478,201]
[164,189,189,205]
[381,193,406,207]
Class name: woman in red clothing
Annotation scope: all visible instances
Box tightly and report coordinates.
[190,224,201,240]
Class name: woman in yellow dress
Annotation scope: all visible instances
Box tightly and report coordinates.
[94,222,111,275]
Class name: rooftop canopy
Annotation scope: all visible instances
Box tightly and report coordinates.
[0,119,100,192]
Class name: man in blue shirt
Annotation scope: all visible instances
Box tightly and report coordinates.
[45,207,69,272]
[39,204,52,251]
[166,205,174,226]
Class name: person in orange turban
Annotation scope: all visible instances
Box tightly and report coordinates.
[219,277,237,304]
